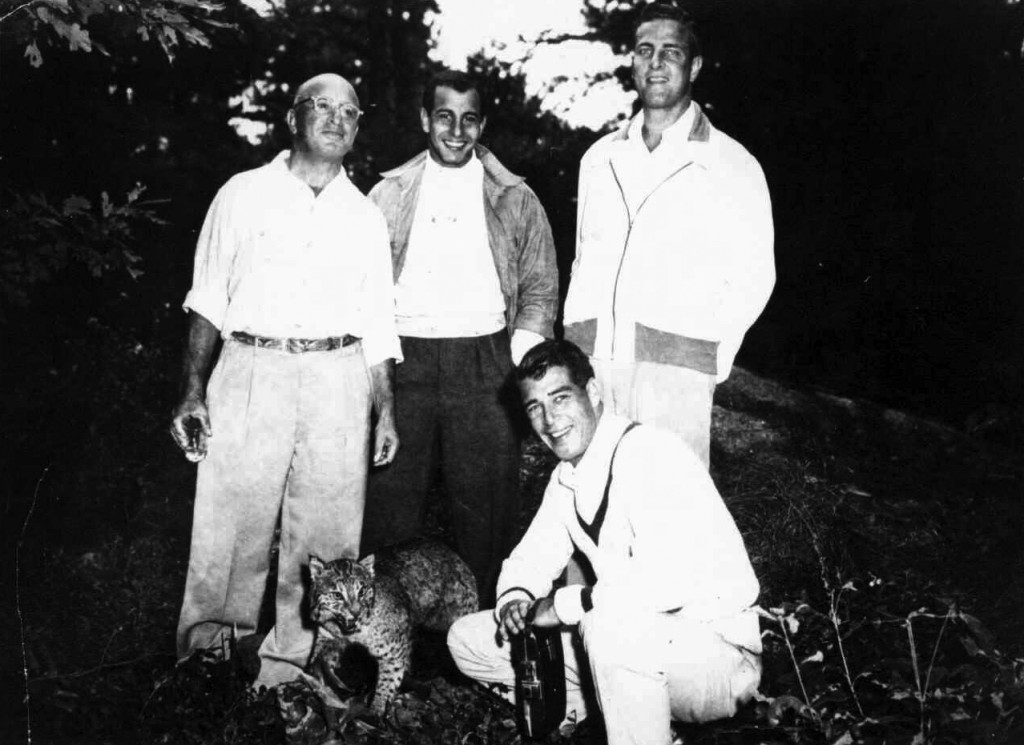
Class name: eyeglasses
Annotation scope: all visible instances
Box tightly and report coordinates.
[294,96,362,123]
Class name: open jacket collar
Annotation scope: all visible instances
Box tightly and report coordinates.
[601,102,714,211]
[373,145,541,333]
[380,145,524,196]
[610,101,712,145]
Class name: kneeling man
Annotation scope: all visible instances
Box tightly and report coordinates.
[448,340,762,745]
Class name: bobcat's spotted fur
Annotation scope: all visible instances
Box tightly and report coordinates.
[306,539,478,715]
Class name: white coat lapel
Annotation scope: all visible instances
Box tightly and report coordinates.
[608,132,697,223]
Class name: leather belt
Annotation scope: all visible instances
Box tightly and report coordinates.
[231,331,360,353]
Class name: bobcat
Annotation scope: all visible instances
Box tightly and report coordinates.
[306,539,479,715]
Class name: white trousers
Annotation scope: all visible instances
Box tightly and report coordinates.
[448,608,761,745]
[176,340,372,688]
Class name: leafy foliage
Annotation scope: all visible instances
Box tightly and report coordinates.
[2,1,1023,743]
[0,185,162,317]
[756,580,1024,745]
[276,673,530,745]
[7,400,1024,745]
[4,0,231,65]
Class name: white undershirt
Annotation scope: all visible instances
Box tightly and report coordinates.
[395,154,506,338]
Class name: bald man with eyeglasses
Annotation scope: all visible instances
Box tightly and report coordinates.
[170,73,401,689]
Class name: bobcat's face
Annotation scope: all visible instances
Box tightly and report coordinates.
[308,555,377,635]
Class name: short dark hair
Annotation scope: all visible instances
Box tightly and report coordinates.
[421,70,487,118]
[633,2,701,59]
[516,340,595,390]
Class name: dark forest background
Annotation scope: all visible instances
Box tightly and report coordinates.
[2,2,1024,742]
[1,0,1022,566]
[3,0,1023,439]
[2,0,1023,586]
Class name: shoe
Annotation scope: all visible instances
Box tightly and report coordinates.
[558,708,585,737]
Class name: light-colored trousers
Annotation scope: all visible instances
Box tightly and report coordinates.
[176,340,371,688]
[591,359,715,468]
[448,608,761,745]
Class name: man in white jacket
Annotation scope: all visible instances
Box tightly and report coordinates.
[447,340,762,745]
[564,2,775,466]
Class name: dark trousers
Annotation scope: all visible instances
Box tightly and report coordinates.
[361,330,521,602]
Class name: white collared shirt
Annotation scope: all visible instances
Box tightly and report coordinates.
[184,151,401,366]
[394,154,506,338]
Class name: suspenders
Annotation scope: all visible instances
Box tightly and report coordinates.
[575,422,639,545]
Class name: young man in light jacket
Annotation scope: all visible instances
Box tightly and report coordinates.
[360,70,558,601]
[448,340,762,745]
[564,2,775,466]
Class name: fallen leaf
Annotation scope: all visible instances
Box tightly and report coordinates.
[62,195,91,215]
[766,694,812,725]
[785,614,800,634]
[65,23,93,52]
[24,42,43,68]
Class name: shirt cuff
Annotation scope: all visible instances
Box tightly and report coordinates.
[510,329,546,366]
[553,585,587,625]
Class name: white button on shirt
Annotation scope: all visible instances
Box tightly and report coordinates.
[184,151,401,366]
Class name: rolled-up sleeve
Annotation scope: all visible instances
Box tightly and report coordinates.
[357,210,402,366]
[183,181,239,330]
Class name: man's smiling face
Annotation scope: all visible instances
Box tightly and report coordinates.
[421,85,486,168]
[520,365,602,466]
[632,18,702,113]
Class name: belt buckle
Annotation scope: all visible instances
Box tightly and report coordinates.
[288,338,310,354]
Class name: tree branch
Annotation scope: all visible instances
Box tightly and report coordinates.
[17,464,50,745]
[528,29,606,46]
[0,1,41,26]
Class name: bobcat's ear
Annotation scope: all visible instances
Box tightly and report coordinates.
[308,554,325,579]
[359,554,375,574]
